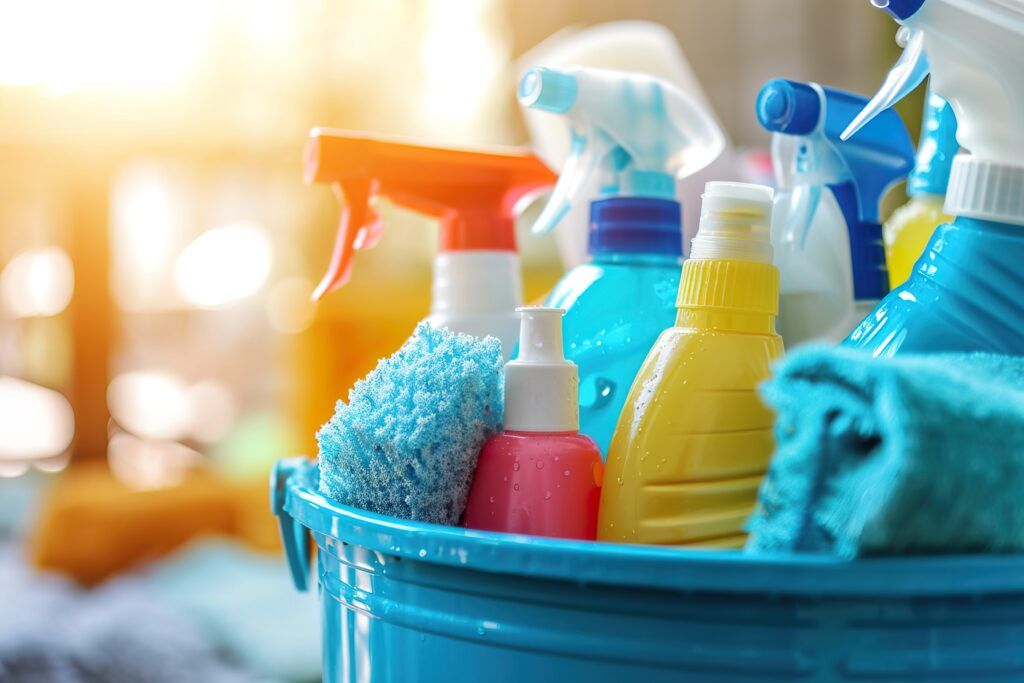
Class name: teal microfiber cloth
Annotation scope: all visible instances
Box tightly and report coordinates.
[746,346,1024,558]
[317,322,503,525]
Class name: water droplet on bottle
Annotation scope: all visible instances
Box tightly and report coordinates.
[418,549,427,558]
[536,461,544,470]
[563,469,571,477]
[489,496,495,503]
[513,483,520,491]
[544,491,552,500]
[513,462,520,471]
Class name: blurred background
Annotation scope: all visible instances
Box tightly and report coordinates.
[0,1,911,681]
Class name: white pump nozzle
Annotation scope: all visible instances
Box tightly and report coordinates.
[503,307,579,433]
[518,67,726,235]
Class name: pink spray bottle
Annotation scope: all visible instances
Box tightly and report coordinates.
[464,307,603,540]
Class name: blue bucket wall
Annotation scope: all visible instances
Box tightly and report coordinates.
[273,458,1024,682]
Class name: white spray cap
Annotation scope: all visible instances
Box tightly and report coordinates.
[503,307,579,433]
[515,21,729,270]
[517,66,726,235]
[845,0,1024,225]
[690,182,775,264]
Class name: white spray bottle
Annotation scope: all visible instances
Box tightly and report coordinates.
[517,21,730,270]
[755,79,915,346]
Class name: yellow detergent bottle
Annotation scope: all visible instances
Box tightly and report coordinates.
[598,182,783,547]
[884,89,958,288]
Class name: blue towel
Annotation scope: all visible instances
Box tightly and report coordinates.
[317,322,503,525]
[746,347,1024,558]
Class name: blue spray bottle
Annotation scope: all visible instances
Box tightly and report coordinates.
[756,79,915,346]
[517,66,726,456]
[840,0,1024,355]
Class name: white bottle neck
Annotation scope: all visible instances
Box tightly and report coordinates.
[427,251,523,359]
[431,250,522,316]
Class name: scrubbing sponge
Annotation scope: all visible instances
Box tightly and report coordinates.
[747,347,1024,558]
[317,322,503,525]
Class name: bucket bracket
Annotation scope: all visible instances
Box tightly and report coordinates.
[271,457,313,592]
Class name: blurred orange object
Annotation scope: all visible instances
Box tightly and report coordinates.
[29,463,280,585]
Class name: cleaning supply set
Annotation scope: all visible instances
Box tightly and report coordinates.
[518,66,725,455]
[272,6,1024,679]
[463,308,603,540]
[756,78,914,346]
[304,130,556,358]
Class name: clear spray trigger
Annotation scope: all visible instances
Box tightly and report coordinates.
[531,129,605,235]
[771,133,841,250]
[842,27,930,141]
[518,66,725,236]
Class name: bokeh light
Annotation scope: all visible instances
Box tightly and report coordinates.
[0,247,74,318]
[0,376,74,462]
[175,221,273,309]
[108,371,192,441]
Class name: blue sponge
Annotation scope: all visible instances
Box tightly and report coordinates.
[317,322,503,525]
[746,347,1024,558]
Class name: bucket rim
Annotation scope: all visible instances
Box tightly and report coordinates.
[278,458,1024,597]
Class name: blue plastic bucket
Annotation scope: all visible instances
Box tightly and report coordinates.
[272,458,1024,682]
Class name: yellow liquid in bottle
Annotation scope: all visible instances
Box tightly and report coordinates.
[884,194,952,288]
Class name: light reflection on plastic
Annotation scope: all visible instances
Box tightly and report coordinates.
[0,376,74,463]
[175,221,273,308]
[0,247,74,318]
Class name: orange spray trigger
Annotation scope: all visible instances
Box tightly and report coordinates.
[312,177,381,300]
[303,128,557,301]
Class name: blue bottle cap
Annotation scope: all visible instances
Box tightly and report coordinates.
[518,67,578,115]
[875,0,926,21]
[756,79,821,136]
[907,93,959,197]
[589,197,683,257]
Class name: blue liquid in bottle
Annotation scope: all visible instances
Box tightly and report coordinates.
[546,198,683,456]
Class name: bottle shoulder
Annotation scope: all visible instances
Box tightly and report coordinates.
[484,430,601,457]
[547,262,680,313]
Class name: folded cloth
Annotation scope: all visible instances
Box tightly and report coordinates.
[745,347,1024,558]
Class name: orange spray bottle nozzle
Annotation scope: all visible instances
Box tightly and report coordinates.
[303,129,558,301]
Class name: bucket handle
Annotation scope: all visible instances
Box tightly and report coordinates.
[271,457,312,592]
